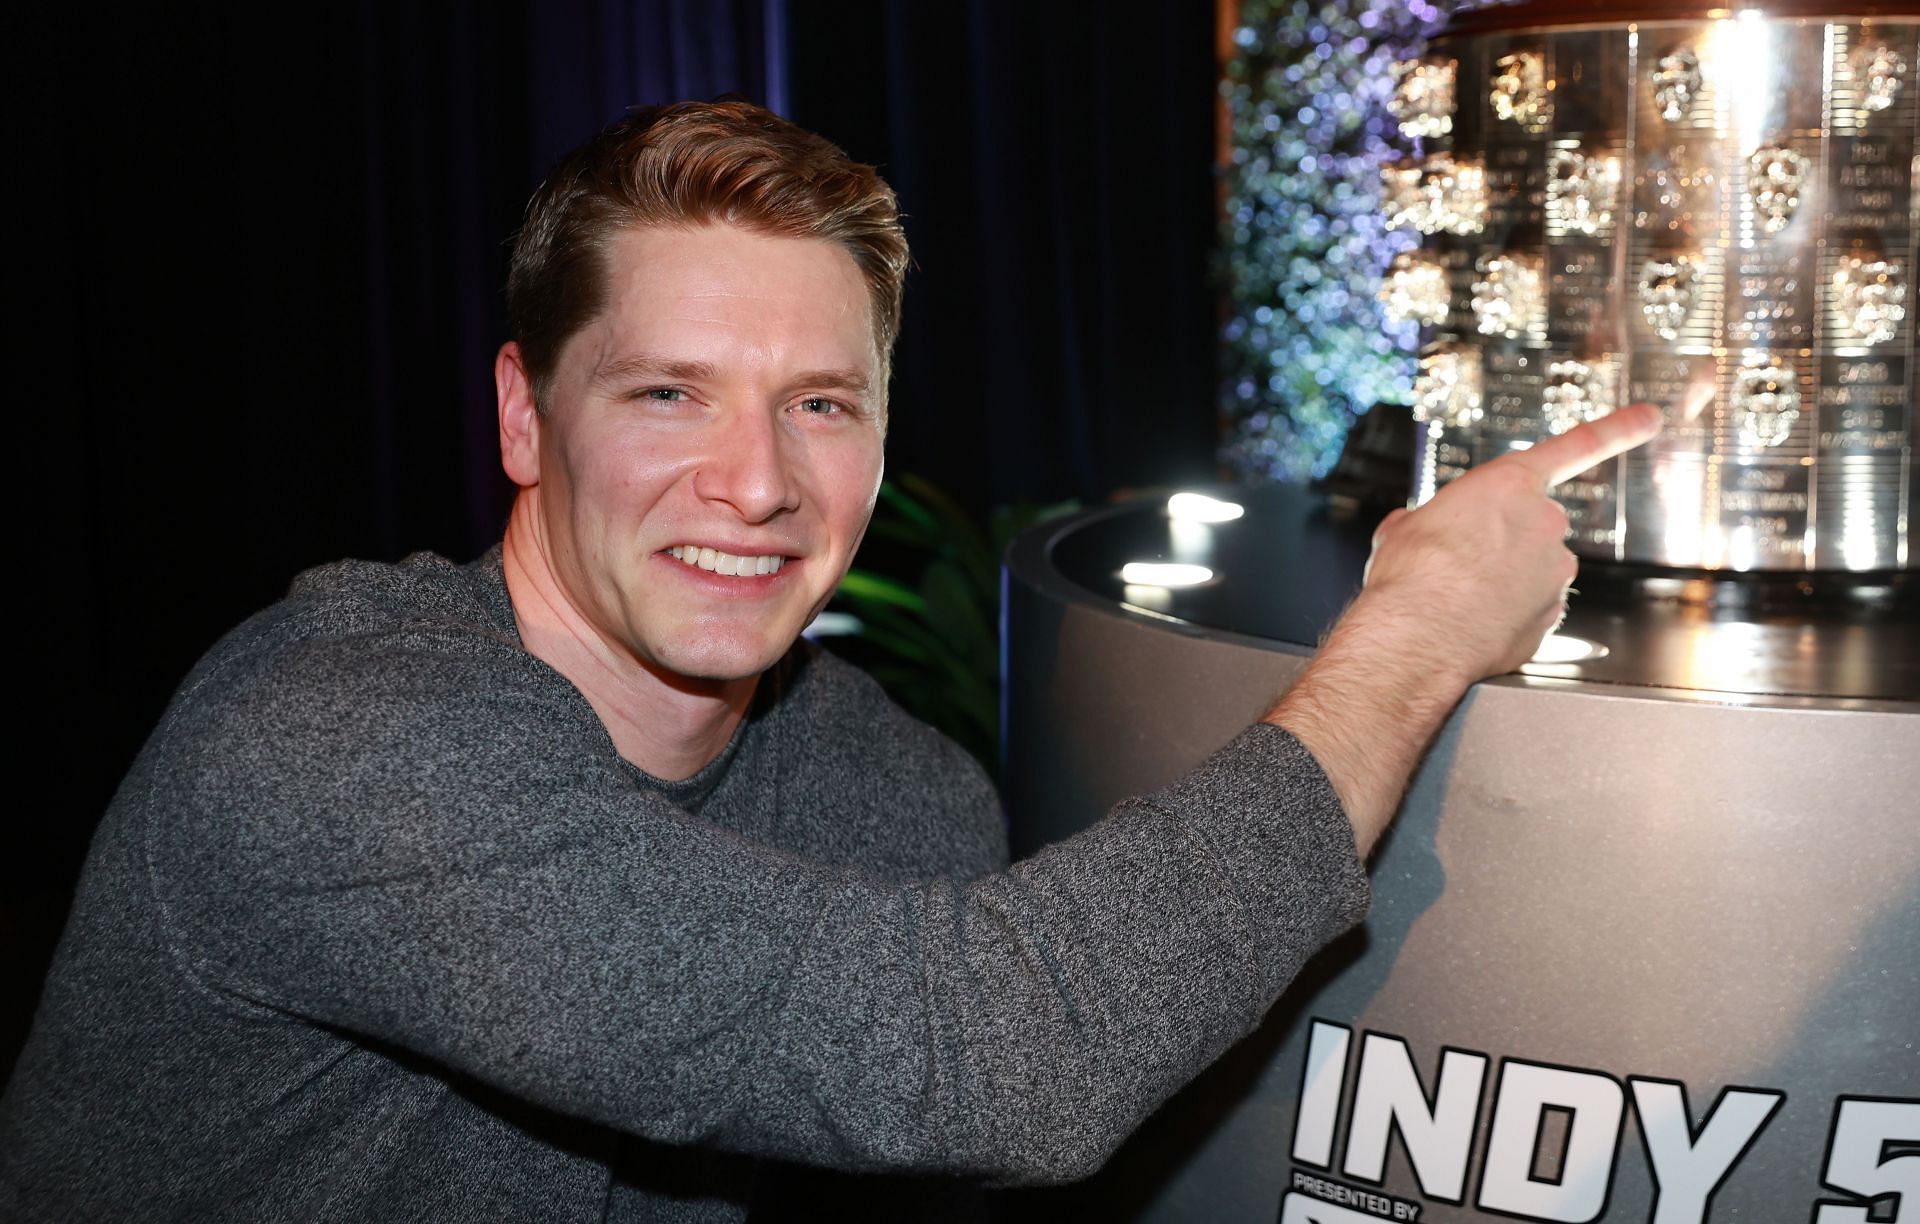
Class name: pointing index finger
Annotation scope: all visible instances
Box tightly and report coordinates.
[1508,402,1664,488]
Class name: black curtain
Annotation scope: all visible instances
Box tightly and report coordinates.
[787,1,1221,514]
[529,0,787,174]
[10,0,784,1076]
[10,0,1219,1075]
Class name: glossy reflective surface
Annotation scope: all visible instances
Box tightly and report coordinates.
[1049,484,1919,702]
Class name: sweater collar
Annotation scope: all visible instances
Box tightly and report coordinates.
[462,543,784,815]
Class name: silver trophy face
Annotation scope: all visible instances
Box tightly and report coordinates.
[1393,16,1919,572]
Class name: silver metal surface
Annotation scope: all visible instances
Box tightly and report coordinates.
[1392,15,1919,572]
[1002,502,1920,1222]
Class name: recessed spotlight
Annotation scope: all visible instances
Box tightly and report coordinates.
[1119,562,1214,587]
[1167,492,1246,523]
[1530,633,1607,664]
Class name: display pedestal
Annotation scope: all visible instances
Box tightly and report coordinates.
[1001,484,1918,1222]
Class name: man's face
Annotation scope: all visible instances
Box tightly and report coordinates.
[522,222,885,682]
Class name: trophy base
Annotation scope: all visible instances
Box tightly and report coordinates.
[1576,561,1915,615]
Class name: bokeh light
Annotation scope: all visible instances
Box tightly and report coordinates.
[1219,0,1465,481]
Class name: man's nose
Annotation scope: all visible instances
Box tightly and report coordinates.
[692,408,802,522]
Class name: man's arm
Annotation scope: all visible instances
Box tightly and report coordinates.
[1269,403,1663,853]
[145,605,1363,1186]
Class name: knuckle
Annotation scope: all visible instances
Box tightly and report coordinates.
[1372,507,1409,546]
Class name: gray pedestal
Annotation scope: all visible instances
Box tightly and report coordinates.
[1001,485,1918,1223]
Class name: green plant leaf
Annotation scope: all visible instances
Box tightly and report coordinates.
[848,621,937,665]
[823,473,1081,782]
[835,569,927,613]
[843,603,956,663]
[900,474,996,594]
[876,481,942,543]
[919,558,988,642]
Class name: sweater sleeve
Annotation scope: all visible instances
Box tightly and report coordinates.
[147,612,1367,1185]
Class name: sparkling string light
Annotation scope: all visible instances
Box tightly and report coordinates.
[1219,0,1459,482]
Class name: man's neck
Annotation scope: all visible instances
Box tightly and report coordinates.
[500,495,756,782]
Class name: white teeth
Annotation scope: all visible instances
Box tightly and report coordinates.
[667,545,786,576]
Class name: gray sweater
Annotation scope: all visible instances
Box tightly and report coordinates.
[1,550,1368,1221]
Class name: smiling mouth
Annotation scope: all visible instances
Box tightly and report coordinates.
[664,545,789,577]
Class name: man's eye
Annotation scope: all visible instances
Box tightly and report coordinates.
[798,397,845,415]
[639,388,688,402]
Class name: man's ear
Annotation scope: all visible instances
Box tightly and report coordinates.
[497,342,542,488]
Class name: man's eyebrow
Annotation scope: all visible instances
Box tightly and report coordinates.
[591,354,719,385]
[789,369,872,395]
[589,355,870,396]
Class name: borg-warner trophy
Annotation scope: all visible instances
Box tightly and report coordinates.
[1384,3,1916,573]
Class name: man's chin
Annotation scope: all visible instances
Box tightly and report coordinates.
[645,635,793,687]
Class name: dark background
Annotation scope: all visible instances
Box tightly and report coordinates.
[10,0,1223,1075]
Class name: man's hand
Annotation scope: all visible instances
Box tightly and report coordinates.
[1363,401,1665,685]
[1267,403,1663,854]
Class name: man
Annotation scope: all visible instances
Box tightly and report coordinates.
[1,101,1658,1219]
